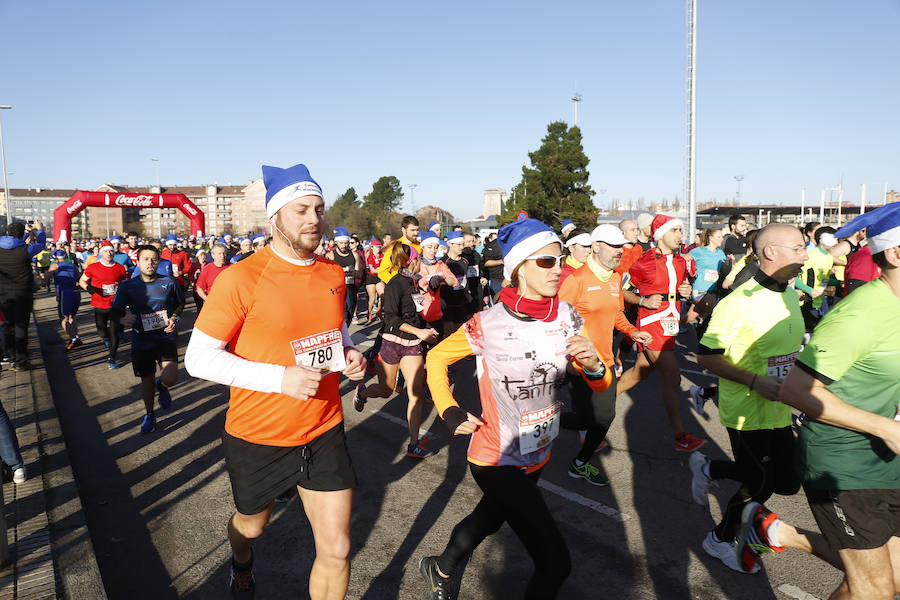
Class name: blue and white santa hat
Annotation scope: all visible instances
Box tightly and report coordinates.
[110,235,121,242]
[498,218,561,279]
[428,220,441,232]
[262,163,323,220]
[419,231,440,247]
[251,234,265,243]
[216,237,226,244]
[333,226,350,242]
[165,233,178,245]
[560,219,576,236]
[446,231,464,244]
[835,203,900,255]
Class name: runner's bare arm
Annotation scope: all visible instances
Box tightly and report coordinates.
[781,367,900,455]
[697,353,781,402]
[622,289,642,306]
[340,323,366,381]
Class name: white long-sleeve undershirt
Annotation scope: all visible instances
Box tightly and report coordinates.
[185,323,355,393]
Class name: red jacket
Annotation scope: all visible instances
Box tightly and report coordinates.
[161,248,192,285]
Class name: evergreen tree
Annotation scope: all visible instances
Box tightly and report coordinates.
[502,121,598,230]
[362,176,404,215]
[325,187,374,238]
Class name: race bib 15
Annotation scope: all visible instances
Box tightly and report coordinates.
[767,352,798,378]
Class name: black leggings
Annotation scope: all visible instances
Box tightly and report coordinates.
[93,308,121,359]
[709,426,801,541]
[0,290,33,364]
[437,464,571,599]
[344,284,358,325]
[561,371,618,463]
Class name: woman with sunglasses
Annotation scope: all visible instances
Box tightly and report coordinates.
[353,243,439,458]
[418,218,612,599]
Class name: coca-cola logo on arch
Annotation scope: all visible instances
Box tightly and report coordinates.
[66,200,83,215]
[114,194,155,207]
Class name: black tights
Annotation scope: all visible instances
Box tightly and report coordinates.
[709,426,801,541]
[437,464,571,599]
[561,372,618,463]
[94,308,120,360]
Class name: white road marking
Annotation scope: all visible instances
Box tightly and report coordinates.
[777,583,821,600]
[537,480,631,522]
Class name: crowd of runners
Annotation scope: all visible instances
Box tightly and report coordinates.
[0,161,898,600]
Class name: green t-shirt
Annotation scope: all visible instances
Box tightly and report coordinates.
[796,278,900,490]
[801,246,833,308]
[699,273,805,431]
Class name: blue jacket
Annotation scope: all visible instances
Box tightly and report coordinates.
[0,229,47,291]
[0,229,47,258]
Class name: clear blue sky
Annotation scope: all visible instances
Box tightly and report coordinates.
[2,0,898,220]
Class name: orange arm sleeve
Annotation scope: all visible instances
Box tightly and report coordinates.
[425,325,475,417]
[570,360,613,393]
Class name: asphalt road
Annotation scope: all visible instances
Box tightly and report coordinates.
[32,292,843,599]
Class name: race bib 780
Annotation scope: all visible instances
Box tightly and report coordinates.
[289,329,346,373]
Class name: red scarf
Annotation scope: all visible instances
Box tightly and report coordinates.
[499,287,558,322]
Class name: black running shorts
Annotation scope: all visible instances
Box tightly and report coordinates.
[131,340,178,377]
[223,422,356,516]
[804,487,900,551]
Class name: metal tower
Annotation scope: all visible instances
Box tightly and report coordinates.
[685,0,698,241]
[572,92,583,127]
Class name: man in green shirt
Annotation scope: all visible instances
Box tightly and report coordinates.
[736,203,900,598]
[689,223,807,573]
[796,226,837,330]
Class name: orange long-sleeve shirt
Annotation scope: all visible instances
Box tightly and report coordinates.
[559,257,638,368]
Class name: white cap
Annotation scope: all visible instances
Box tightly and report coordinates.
[591,224,628,246]
[564,233,592,248]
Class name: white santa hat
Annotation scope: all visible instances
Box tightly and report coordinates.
[651,214,684,241]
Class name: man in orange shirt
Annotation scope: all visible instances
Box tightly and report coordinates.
[613,219,646,375]
[185,163,366,600]
[615,219,644,277]
[559,224,653,485]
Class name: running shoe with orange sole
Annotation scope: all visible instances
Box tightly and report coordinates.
[735,501,785,573]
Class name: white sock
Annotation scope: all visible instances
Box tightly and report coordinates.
[578,430,587,444]
[702,461,712,479]
[767,518,783,547]
[573,458,585,467]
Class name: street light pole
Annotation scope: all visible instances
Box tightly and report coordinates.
[0,106,12,225]
[734,175,744,203]
[151,157,160,191]
[408,183,417,214]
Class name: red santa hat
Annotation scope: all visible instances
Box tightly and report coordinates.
[99,240,114,250]
[651,214,683,241]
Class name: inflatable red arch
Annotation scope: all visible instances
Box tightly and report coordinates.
[53,191,205,242]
